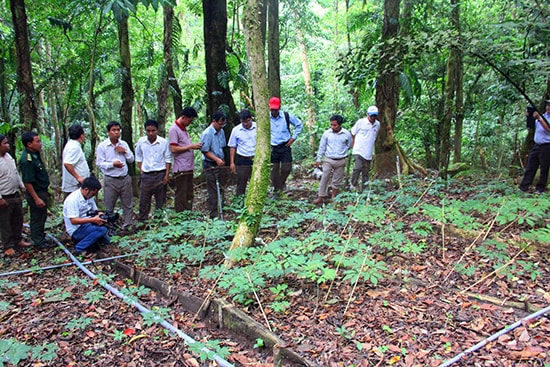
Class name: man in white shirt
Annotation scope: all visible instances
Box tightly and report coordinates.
[96,121,134,229]
[135,120,172,221]
[228,109,257,197]
[62,124,90,197]
[63,176,109,255]
[350,106,380,191]
[0,134,31,256]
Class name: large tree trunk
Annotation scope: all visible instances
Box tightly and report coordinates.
[267,0,281,98]
[230,0,271,254]
[203,0,237,126]
[10,0,38,129]
[117,15,135,173]
[440,0,463,178]
[165,6,182,121]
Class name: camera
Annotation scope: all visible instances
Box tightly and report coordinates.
[86,209,120,224]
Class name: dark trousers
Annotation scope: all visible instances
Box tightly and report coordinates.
[174,170,194,212]
[271,144,292,192]
[351,155,372,190]
[0,194,24,249]
[236,155,253,196]
[203,161,223,219]
[520,143,550,192]
[26,191,49,246]
[137,170,167,221]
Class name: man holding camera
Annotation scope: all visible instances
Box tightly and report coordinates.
[63,176,110,255]
[519,99,550,194]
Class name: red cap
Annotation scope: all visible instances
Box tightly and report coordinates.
[269,97,281,110]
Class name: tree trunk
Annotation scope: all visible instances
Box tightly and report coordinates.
[440,0,463,178]
[157,5,173,137]
[297,28,316,153]
[117,15,135,173]
[165,5,182,121]
[267,0,281,98]
[203,0,237,125]
[10,0,38,129]
[230,0,271,254]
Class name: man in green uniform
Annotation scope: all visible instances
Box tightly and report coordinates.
[19,132,51,249]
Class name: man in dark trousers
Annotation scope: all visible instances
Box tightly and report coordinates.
[19,131,52,249]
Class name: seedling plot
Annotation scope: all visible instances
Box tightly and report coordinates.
[111,177,550,366]
[0,252,268,366]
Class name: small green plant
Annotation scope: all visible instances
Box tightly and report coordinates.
[382,325,393,334]
[83,290,105,304]
[21,290,39,300]
[142,306,170,326]
[166,262,185,275]
[187,339,230,362]
[0,302,10,312]
[335,325,354,340]
[253,338,264,348]
[65,317,93,330]
[0,338,32,365]
[112,329,126,341]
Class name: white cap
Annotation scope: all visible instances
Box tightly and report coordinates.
[367,106,378,116]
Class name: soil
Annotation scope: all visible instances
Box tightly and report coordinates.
[1,175,549,367]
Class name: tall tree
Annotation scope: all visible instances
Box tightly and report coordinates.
[203,0,237,123]
[230,0,271,253]
[267,0,281,97]
[9,0,38,129]
[117,13,135,156]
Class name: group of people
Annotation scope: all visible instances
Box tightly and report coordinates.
[0,97,384,257]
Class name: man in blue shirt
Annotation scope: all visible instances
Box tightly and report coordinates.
[200,111,227,218]
[269,97,303,197]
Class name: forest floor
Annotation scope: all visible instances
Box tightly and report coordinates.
[1,172,550,367]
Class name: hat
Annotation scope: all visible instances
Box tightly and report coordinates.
[269,97,281,110]
[545,99,550,104]
[367,106,379,116]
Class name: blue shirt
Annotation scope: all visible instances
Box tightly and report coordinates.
[270,111,303,146]
[200,125,226,161]
[535,112,550,145]
[228,122,257,157]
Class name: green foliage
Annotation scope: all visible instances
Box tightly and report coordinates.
[187,339,230,362]
[0,302,10,312]
[142,306,171,327]
[0,338,32,366]
[83,290,105,304]
[65,317,93,330]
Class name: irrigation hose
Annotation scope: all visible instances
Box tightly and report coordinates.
[439,304,550,366]
[0,252,139,278]
[46,234,235,367]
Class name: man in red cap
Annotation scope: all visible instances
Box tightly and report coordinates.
[269,96,303,197]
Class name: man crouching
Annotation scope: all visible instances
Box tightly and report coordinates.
[63,176,110,255]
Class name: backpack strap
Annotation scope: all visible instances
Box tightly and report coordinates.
[284,112,290,133]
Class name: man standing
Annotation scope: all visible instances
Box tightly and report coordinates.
[229,109,257,197]
[96,121,134,229]
[19,131,51,249]
[519,99,550,194]
[63,176,110,255]
[350,106,380,191]
[62,124,89,197]
[169,107,203,212]
[269,97,303,197]
[135,119,172,221]
[0,134,31,256]
[314,115,352,204]
[200,111,227,219]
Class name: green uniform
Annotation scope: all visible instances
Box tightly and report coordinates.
[19,148,50,247]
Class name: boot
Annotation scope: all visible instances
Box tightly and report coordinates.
[331,188,339,199]
[313,196,326,205]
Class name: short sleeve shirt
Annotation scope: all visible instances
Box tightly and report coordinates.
[63,189,98,236]
[200,125,226,161]
[19,149,50,192]
[228,122,257,157]
[169,122,195,172]
[351,118,380,160]
[62,139,90,192]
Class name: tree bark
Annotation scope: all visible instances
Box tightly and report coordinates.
[267,0,281,98]
[157,5,173,137]
[117,15,135,172]
[10,0,38,129]
[230,0,271,254]
[165,5,182,121]
[297,28,316,153]
[203,0,237,126]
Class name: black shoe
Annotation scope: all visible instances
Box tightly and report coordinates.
[34,240,57,250]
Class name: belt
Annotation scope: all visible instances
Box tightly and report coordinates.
[105,174,128,179]
[328,157,346,161]
[1,192,20,199]
[143,170,166,174]
[237,154,254,159]
[536,143,550,146]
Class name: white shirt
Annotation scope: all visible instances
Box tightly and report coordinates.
[63,189,98,236]
[135,136,171,172]
[351,117,380,160]
[0,153,24,198]
[62,139,90,193]
[228,122,257,157]
[96,138,135,177]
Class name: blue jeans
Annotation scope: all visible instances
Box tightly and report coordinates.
[71,223,110,252]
